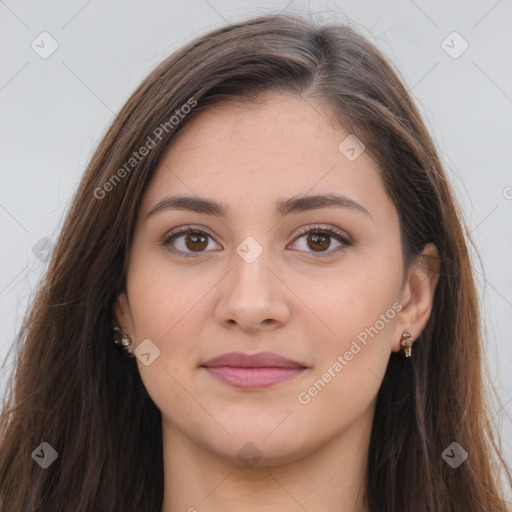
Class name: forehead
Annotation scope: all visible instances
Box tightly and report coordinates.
[140,93,390,222]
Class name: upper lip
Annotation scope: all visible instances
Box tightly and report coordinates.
[200,351,307,369]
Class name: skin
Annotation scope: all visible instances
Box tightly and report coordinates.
[114,92,440,512]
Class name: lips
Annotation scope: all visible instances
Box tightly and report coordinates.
[200,351,308,389]
[201,351,307,369]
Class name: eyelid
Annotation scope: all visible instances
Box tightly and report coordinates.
[163,224,214,241]
[292,223,352,244]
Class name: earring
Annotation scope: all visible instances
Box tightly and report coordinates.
[400,331,414,357]
[112,326,135,358]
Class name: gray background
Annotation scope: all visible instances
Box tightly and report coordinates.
[1,0,511,493]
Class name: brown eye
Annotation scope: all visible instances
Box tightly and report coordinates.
[307,232,331,252]
[164,224,351,259]
[290,225,352,257]
[184,233,208,252]
[163,227,220,258]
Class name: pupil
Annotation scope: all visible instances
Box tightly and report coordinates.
[309,233,329,251]
[186,233,207,251]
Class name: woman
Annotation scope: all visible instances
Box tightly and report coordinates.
[0,12,510,512]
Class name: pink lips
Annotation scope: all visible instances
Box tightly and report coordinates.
[200,351,308,389]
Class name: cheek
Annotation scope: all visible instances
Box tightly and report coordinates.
[290,250,402,406]
[294,280,398,432]
[126,263,206,424]
[126,247,210,340]
[292,250,402,346]
[124,256,207,402]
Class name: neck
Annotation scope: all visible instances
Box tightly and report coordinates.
[160,403,374,512]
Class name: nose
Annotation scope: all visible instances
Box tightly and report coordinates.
[214,248,291,333]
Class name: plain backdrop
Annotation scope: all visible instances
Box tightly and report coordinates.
[1,0,511,487]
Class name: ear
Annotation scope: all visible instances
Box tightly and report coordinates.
[112,291,135,337]
[392,242,441,352]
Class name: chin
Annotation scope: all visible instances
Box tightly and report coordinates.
[204,425,313,468]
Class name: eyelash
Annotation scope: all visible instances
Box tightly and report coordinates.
[162,224,352,259]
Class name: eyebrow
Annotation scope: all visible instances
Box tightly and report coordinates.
[145,193,372,221]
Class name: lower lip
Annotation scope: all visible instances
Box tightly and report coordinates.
[202,366,306,389]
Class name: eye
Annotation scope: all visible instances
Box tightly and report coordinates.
[162,224,352,258]
[163,225,220,258]
[288,224,352,257]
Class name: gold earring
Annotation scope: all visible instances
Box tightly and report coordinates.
[400,331,414,357]
[113,326,135,358]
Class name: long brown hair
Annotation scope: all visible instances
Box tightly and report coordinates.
[1,13,510,512]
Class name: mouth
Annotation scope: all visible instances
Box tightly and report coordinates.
[199,351,308,389]
[201,366,307,389]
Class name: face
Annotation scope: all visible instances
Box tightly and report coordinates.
[115,92,413,467]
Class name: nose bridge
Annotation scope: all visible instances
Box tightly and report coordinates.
[230,235,275,301]
[215,234,290,330]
